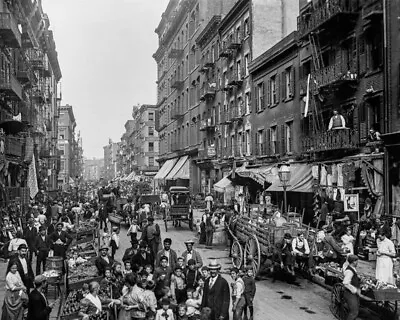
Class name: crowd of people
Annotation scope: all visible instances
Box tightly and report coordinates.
[0,188,257,320]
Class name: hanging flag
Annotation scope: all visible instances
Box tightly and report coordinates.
[27,153,38,199]
[304,74,311,118]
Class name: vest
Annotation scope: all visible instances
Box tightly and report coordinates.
[332,115,342,128]
[346,265,360,289]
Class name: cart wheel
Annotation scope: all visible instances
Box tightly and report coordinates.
[244,234,261,276]
[330,283,348,320]
[231,240,243,269]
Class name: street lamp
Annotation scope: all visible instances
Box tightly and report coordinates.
[278,163,291,214]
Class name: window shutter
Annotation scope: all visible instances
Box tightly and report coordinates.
[276,74,280,103]
[254,85,259,112]
[281,71,286,101]
[267,79,271,107]
[265,128,270,156]
[280,124,286,155]
[262,82,265,109]
[290,67,295,98]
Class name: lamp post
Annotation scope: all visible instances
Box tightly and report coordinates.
[278,163,291,214]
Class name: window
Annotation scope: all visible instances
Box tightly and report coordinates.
[149,142,154,152]
[245,92,251,114]
[244,18,249,36]
[270,126,277,154]
[244,54,249,77]
[245,130,250,155]
[256,82,264,112]
[286,121,293,153]
[283,67,294,100]
[60,160,65,171]
[148,127,154,136]
[148,112,154,121]
[148,157,154,166]
[257,130,264,155]
[236,60,241,79]
[236,26,241,43]
[270,75,277,105]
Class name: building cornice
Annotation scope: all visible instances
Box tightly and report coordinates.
[153,45,166,62]
[218,0,249,34]
[195,15,221,50]
[249,32,298,74]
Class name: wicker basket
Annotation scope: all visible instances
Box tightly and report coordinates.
[373,289,400,301]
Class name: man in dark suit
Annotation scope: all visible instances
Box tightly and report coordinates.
[95,245,114,276]
[7,243,34,291]
[131,241,154,271]
[201,259,230,320]
[24,219,37,262]
[155,238,178,269]
[122,239,139,263]
[27,275,55,320]
[35,226,51,275]
[46,216,58,237]
[49,222,72,258]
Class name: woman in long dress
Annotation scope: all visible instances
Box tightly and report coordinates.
[376,230,397,284]
[1,262,27,320]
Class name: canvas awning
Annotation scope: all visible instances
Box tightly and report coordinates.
[172,158,190,179]
[267,163,314,193]
[165,156,189,180]
[235,164,279,186]
[154,158,178,180]
[214,176,234,193]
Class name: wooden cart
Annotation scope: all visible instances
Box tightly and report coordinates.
[165,186,193,232]
[227,215,315,276]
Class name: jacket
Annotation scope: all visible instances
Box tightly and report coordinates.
[201,275,230,320]
[24,226,37,249]
[131,251,154,269]
[35,235,51,253]
[323,234,344,259]
[95,255,114,276]
[27,288,52,320]
[49,230,73,249]
[182,249,203,269]
[155,248,178,269]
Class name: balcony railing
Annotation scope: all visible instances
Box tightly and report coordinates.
[227,36,242,50]
[0,12,22,48]
[5,136,23,157]
[301,128,359,153]
[199,118,215,131]
[313,61,358,91]
[0,74,23,100]
[27,49,44,70]
[171,77,184,90]
[200,83,216,101]
[219,42,232,58]
[168,48,184,59]
[32,88,46,104]
[297,0,359,39]
[362,0,383,21]
[228,70,244,86]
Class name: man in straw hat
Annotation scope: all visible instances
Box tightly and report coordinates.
[201,258,230,320]
[95,245,114,276]
[182,239,203,269]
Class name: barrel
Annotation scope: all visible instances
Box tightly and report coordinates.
[45,256,64,272]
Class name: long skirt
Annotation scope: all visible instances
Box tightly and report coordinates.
[1,290,24,320]
[376,255,394,284]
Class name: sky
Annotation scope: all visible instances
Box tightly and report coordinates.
[42,0,170,159]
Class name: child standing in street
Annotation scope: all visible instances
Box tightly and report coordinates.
[127,219,139,242]
[110,226,120,260]
[243,266,256,320]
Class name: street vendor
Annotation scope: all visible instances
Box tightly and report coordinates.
[274,233,295,275]
[78,281,119,320]
[95,245,115,277]
[292,232,310,270]
[376,230,397,284]
[342,255,361,320]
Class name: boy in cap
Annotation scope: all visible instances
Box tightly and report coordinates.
[110,226,120,259]
[242,266,256,320]
[156,237,178,270]
[95,245,114,276]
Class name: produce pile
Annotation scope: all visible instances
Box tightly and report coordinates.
[73,220,98,233]
[68,264,98,282]
[43,270,61,278]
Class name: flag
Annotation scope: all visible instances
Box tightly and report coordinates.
[304,74,311,118]
[27,153,38,199]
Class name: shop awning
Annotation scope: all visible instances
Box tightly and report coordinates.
[154,158,178,180]
[267,163,313,193]
[166,156,189,180]
[214,176,234,193]
[235,164,279,186]
[172,158,190,179]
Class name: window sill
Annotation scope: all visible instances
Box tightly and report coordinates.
[256,109,264,114]
[284,96,294,103]
[269,103,278,109]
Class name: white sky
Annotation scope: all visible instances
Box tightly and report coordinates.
[42,0,170,158]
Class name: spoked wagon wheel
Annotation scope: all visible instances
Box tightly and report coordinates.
[244,234,261,276]
[330,283,348,320]
[231,240,243,269]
